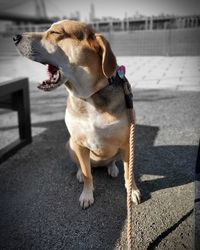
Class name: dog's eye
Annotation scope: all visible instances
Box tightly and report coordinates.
[49,31,61,35]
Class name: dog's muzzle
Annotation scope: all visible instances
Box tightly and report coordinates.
[13,34,22,45]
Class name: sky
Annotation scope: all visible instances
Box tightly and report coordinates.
[0,0,200,21]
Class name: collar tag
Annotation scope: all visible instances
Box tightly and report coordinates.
[117,65,126,79]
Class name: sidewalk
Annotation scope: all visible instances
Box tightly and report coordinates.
[0,56,200,92]
[118,56,200,91]
[0,56,199,249]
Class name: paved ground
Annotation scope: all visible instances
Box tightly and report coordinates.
[1,56,200,91]
[0,56,200,249]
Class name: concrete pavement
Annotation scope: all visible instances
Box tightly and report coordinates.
[1,56,200,92]
[0,56,200,249]
[118,56,200,91]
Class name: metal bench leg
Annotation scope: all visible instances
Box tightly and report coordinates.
[13,84,32,143]
[0,78,32,164]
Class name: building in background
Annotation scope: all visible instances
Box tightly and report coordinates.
[89,3,95,22]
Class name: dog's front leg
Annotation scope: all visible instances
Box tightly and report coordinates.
[120,147,141,205]
[72,140,94,209]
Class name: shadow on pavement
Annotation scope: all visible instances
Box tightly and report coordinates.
[0,118,196,249]
[147,208,194,250]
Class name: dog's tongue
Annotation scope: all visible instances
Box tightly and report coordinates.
[38,64,60,91]
[47,64,58,78]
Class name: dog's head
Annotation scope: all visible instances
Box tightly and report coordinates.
[14,20,117,98]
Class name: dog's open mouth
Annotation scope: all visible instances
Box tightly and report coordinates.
[38,64,61,91]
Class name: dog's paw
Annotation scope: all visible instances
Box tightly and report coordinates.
[131,189,141,205]
[108,162,119,178]
[125,183,141,205]
[79,190,94,209]
[76,168,83,183]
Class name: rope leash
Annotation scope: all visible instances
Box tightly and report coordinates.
[123,81,135,250]
[118,66,135,250]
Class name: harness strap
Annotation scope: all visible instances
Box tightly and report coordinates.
[108,66,133,109]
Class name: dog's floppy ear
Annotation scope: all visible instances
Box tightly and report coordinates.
[95,34,117,78]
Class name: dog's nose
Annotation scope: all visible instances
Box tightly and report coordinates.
[13,34,22,45]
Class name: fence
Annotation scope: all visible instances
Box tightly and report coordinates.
[0,28,200,56]
[103,28,200,56]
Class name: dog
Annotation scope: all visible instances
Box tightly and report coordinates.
[14,20,141,208]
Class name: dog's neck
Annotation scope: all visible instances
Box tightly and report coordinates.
[64,65,126,100]
[64,77,108,99]
[66,73,126,117]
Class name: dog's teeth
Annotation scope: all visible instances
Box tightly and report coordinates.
[38,70,60,92]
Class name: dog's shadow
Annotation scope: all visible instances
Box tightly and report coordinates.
[0,119,196,249]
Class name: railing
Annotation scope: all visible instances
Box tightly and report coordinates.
[2,14,200,35]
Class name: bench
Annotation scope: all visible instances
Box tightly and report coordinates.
[0,78,32,164]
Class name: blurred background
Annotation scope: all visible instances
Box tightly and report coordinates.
[0,0,200,56]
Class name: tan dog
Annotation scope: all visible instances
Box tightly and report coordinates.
[14,20,141,208]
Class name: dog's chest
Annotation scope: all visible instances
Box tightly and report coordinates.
[65,98,128,150]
